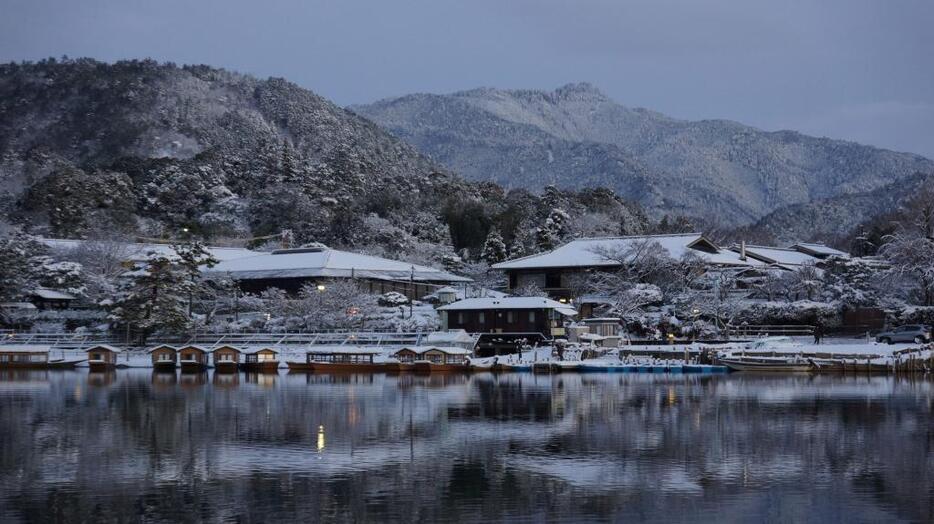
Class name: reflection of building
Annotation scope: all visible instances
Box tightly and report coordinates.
[204,244,470,300]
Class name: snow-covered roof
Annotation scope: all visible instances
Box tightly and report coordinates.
[438,297,577,316]
[422,286,508,301]
[423,329,476,346]
[0,344,51,353]
[40,238,258,263]
[147,344,178,353]
[790,243,850,259]
[85,344,123,353]
[0,302,37,310]
[492,233,759,270]
[203,245,471,283]
[31,288,76,300]
[737,246,820,267]
[179,345,209,352]
[396,345,473,355]
[245,347,279,354]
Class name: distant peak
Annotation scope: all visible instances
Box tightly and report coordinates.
[553,82,607,100]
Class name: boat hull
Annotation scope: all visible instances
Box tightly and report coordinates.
[718,358,813,372]
[286,361,385,373]
[88,361,115,372]
[383,362,415,373]
[0,360,84,370]
[213,361,239,373]
[180,361,208,373]
[239,361,280,373]
[152,361,177,372]
[413,361,470,373]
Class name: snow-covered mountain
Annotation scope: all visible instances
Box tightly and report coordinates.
[352,83,934,229]
[0,59,646,260]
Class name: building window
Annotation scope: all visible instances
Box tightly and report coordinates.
[478,312,485,324]
[545,272,561,289]
[457,312,465,324]
[507,311,515,323]
[528,311,536,323]
[509,273,518,289]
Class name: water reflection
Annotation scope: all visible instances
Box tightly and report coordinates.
[0,370,931,522]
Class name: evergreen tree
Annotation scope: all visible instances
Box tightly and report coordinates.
[0,233,46,301]
[535,208,570,252]
[480,229,508,264]
[108,252,192,341]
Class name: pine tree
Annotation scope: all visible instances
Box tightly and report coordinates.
[108,252,192,341]
[535,208,570,252]
[480,229,508,264]
[0,233,48,301]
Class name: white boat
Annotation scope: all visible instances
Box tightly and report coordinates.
[718,356,814,372]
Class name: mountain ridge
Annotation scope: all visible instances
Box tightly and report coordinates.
[352,84,934,230]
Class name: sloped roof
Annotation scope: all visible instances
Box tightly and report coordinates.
[396,345,473,355]
[438,297,577,316]
[86,344,123,353]
[492,233,758,270]
[31,288,76,300]
[41,238,258,263]
[738,246,820,267]
[203,246,470,283]
[791,243,850,258]
[0,344,51,353]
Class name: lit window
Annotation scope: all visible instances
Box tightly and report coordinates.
[528,311,536,322]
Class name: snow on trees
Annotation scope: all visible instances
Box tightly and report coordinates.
[535,208,571,252]
[480,229,508,264]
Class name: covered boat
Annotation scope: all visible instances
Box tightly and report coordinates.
[287,349,384,373]
[178,345,209,372]
[211,345,242,373]
[85,344,123,371]
[148,344,178,372]
[240,347,280,372]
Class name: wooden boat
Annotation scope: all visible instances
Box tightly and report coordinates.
[287,350,384,373]
[382,360,415,373]
[178,345,209,372]
[718,357,814,372]
[397,346,472,374]
[86,344,123,372]
[211,345,242,373]
[0,345,84,369]
[149,345,178,372]
[240,348,280,372]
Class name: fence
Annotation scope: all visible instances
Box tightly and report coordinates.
[727,324,815,337]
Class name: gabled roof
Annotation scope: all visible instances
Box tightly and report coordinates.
[790,243,850,259]
[396,346,473,355]
[492,233,758,271]
[438,297,577,316]
[178,345,209,352]
[86,344,123,353]
[147,344,178,353]
[203,245,471,283]
[735,245,820,267]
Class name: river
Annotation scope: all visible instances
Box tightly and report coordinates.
[0,369,931,522]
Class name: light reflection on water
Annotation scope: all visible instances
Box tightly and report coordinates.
[0,370,931,523]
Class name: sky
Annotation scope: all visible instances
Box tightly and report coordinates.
[1,0,933,158]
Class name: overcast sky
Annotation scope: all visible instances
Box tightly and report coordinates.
[2,0,932,157]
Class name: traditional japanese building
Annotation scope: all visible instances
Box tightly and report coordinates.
[202,244,470,300]
[492,233,759,300]
[438,297,577,338]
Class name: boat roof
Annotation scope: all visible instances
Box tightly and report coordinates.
[147,344,178,353]
[0,344,51,353]
[178,345,209,352]
[85,344,123,353]
[397,345,473,355]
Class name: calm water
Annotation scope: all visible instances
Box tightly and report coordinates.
[0,370,932,523]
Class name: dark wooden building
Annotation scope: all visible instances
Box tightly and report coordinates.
[437,297,577,338]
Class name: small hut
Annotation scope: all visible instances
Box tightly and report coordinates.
[211,345,242,373]
[242,347,279,372]
[178,345,209,372]
[86,344,122,371]
[148,345,178,371]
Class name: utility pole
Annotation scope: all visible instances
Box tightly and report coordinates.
[409,266,414,319]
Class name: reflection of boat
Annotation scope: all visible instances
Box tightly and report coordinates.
[718,357,813,372]
[287,350,384,373]
[382,360,415,373]
[87,370,117,386]
[213,371,240,387]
